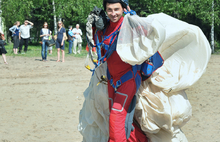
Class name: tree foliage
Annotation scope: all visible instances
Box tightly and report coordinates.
[1,0,220,46]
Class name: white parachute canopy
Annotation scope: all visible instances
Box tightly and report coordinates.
[117,13,211,93]
[78,13,211,142]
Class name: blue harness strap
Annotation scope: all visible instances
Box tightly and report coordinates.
[141,51,164,81]
[93,24,121,67]
[109,70,134,92]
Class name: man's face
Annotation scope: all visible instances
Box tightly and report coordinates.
[24,21,28,25]
[106,2,123,23]
[76,25,79,29]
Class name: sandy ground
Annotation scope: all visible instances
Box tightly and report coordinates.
[0,54,219,142]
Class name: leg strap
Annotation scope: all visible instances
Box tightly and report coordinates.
[125,95,136,139]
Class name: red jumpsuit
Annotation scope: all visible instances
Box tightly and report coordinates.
[95,16,148,142]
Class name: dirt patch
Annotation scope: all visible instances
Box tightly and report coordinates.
[0,55,219,142]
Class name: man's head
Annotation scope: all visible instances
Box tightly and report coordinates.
[103,0,129,23]
[76,24,80,29]
[103,0,128,11]
[24,20,28,26]
[69,25,72,30]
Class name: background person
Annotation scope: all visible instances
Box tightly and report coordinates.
[72,24,82,54]
[56,21,66,62]
[0,33,8,64]
[18,20,34,54]
[67,25,76,54]
[40,22,51,61]
[9,21,20,54]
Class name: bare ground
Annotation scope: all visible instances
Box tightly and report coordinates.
[0,55,219,142]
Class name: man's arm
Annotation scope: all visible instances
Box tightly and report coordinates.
[68,30,75,37]
[27,20,34,26]
[79,29,82,36]
[19,31,21,40]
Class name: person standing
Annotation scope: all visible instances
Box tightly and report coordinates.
[91,0,149,141]
[72,24,82,54]
[56,21,66,62]
[18,20,34,54]
[0,32,8,64]
[9,21,20,54]
[67,25,76,54]
[40,22,51,61]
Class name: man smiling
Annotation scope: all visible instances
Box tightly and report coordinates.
[92,0,149,141]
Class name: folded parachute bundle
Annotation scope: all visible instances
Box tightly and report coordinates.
[78,13,211,142]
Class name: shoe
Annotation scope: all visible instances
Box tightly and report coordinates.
[21,52,25,54]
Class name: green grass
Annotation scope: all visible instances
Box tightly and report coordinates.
[5,42,88,58]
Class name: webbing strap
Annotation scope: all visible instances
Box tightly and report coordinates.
[124,10,136,15]
[109,70,133,92]
[94,24,122,66]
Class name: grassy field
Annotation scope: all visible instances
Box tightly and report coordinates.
[5,42,88,58]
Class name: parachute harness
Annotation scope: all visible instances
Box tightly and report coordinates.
[86,10,136,72]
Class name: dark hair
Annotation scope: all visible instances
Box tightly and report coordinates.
[42,22,48,28]
[103,0,128,11]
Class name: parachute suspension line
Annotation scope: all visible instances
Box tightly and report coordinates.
[95,24,122,65]
[86,24,122,73]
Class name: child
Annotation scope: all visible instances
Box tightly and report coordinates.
[0,32,8,64]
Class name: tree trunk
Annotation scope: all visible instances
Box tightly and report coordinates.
[211,0,214,53]
[0,0,2,33]
[52,0,57,35]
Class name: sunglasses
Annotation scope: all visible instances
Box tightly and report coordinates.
[58,23,62,25]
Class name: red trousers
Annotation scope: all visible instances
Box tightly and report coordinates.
[108,73,148,142]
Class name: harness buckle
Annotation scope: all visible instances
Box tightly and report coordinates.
[116,80,122,88]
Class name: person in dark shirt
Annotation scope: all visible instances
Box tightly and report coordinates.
[56,21,66,62]
[9,21,20,54]
[0,33,8,64]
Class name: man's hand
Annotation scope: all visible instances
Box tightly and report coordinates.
[124,5,131,13]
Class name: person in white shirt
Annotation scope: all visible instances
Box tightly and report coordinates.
[40,22,51,61]
[19,20,34,53]
[72,24,82,54]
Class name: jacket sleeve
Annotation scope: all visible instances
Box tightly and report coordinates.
[9,26,16,33]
